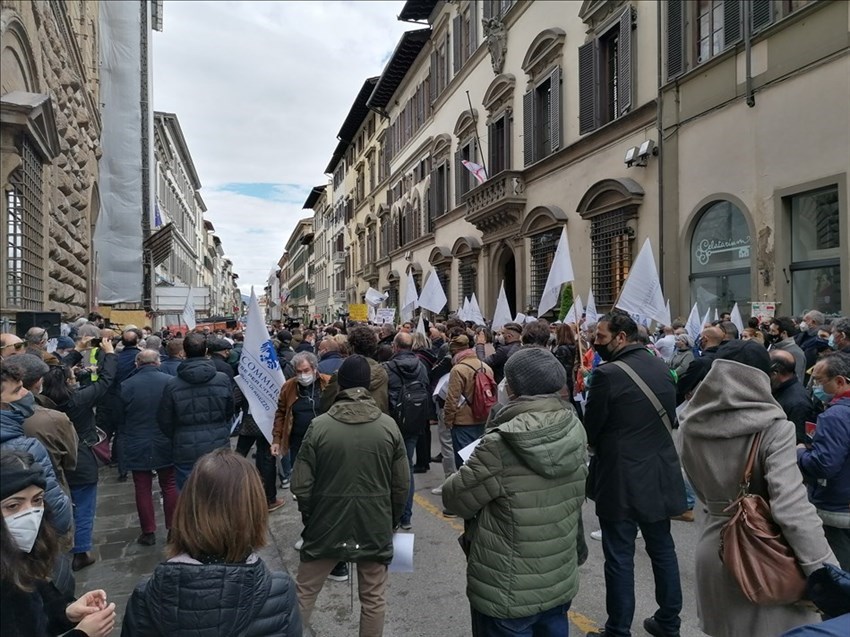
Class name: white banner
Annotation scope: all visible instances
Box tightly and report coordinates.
[182,286,196,331]
[376,308,396,325]
[234,289,285,445]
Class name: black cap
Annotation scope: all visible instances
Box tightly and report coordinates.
[716,339,771,376]
[206,337,231,353]
[337,355,372,391]
[277,330,292,345]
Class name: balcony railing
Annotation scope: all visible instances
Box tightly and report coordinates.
[333,251,346,265]
[464,170,526,236]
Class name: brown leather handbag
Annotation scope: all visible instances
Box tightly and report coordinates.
[719,431,807,604]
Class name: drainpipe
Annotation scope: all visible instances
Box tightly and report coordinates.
[744,2,755,107]
[656,4,665,290]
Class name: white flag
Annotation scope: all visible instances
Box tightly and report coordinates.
[537,226,575,317]
[418,270,447,314]
[564,294,584,325]
[469,293,485,325]
[461,159,488,185]
[365,287,387,308]
[664,299,672,327]
[234,289,284,445]
[615,238,668,326]
[714,308,719,322]
[460,297,471,322]
[701,307,711,329]
[491,281,512,331]
[685,303,702,343]
[585,288,599,325]
[730,303,744,334]
[416,314,426,335]
[400,271,419,322]
[182,286,196,331]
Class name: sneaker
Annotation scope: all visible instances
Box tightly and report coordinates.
[431,486,443,495]
[441,509,457,518]
[267,499,286,513]
[294,538,304,551]
[590,529,642,541]
[291,493,297,501]
[328,562,349,582]
[400,521,412,530]
[280,478,291,488]
[136,532,156,546]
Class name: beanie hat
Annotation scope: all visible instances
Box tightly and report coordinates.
[715,339,771,376]
[55,336,75,350]
[337,354,371,391]
[449,334,470,354]
[0,451,46,500]
[504,347,566,397]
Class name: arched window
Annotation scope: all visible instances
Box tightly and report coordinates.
[690,200,752,313]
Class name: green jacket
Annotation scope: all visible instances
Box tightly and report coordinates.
[442,395,588,619]
[292,387,409,564]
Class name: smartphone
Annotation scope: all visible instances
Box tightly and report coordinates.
[91,338,102,347]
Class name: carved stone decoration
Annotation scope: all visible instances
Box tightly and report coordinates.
[483,17,507,75]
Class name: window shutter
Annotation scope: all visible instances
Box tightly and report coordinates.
[455,148,463,205]
[453,15,462,74]
[724,0,742,47]
[578,41,597,134]
[751,0,773,32]
[483,0,492,21]
[488,122,495,174]
[505,115,511,170]
[618,7,633,115]
[523,89,534,166]
[549,66,561,152]
[666,0,685,80]
[430,51,438,104]
[469,1,478,57]
[428,170,436,224]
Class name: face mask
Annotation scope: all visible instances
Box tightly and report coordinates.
[297,373,314,387]
[596,340,617,362]
[812,384,832,404]
[548,334,557,344]
[495,335,505,345]
[5,507,44,553]
[828,335,837,350]
[9,392,35,419]
[766,333,779,344]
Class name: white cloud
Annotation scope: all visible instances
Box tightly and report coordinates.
[152,0,412,294]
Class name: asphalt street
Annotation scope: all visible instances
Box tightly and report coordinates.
[76,448,704,637]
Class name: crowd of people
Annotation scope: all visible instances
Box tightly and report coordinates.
[0,307,848,636]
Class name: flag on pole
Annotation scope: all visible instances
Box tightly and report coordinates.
[154,202,163,228]
[234,289,284,445]
[461,160,488,185]
[585,288,599,325]
[416,314,426,335]
[400,271,419,322]
[730,303,744,334]
[615,238,668,326]
[665,299,672,327]
[714,308,720,322]
[685,303,702,343]
[182,287,196,331]
[537,226,575,317]
[701,307,711,329]
[418,270,447,314]
[564,294,584,326]
[365,287,387,308]
[492,281,512,331]
[459,297,471,322]
[469,293,485,325]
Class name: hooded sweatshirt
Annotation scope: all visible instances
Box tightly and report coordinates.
[442,395,587,619]
[121,554,301,637]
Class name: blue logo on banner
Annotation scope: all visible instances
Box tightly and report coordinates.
[259,340,280,370]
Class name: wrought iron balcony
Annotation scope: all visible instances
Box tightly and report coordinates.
[464,170,526,237]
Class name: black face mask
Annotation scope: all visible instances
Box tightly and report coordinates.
[766,333,780,344]
[596,339,617,361]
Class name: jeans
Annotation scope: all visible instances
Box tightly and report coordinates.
[279,452,292,483]
[451,424,485,469]
[599,517,682,636]
[132,468,178,533]
[236,435,278,504]
[823,525,850,570]
[471,601,571,637]
[174,463,194,491]
[415,427,430,469]
[69,483,97,553]
[402,436,417,525]
[684,475,696,510]
[290,433,305,467]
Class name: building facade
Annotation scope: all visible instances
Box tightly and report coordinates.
[1,0,102,324]
[279,217,315,323]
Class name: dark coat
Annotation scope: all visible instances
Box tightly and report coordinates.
[157,358,235,466]
[0,580,82,637]
[476,340,520,383]
[122,556,301,637]
[58,353,117,486]
[773,376,818,444]
[798,396,850,513]
[316,351,344,376]
[383,350,436,430]
[676,345,721,404]
[119,366,174,471]
[116,346,143,385]
[159,355,182,376]
[584,344,686,522]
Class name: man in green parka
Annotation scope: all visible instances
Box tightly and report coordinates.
[443,347,587,636]
[292,354,409,636]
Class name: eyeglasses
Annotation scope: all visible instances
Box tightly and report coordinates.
[2,342,26,351]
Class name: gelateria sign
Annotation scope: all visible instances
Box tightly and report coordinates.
[694,237,751,266]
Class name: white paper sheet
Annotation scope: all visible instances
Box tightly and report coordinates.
[389,533,414,573]
[458,438,482,464]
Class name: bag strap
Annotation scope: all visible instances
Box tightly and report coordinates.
[609,361,673,432]
[739,431,763,496]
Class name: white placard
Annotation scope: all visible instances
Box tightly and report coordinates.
[389,533,414,573]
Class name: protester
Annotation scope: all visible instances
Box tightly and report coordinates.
[676,325,724,404]
[0,450,116,637]
[0,332,27,359]
[292,355,409,636]
[552,322,580,416]
[122,448,301,636]
[316,337,345,375]
[669,333,695,380]
[584,310,685,637]
[443,348,587,636]
[797,352,850,569]
[475,322,521,383]
[768,317,807,382]
[680,339,837,636]
[829,317,850,353]
[411,331,437,473]
[157,333,235,489]
[769,350,817,444]
[741,327,765,344]
[119,350,178,546]
[159,337,184,376]
[41,337,116,572]
[320,325,389,414]
[24,327,49,359]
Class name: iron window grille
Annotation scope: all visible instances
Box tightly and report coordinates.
[387,283,399,310]
[529,229,560,310]
[458,256,477,307]
[591,210,632,307]
[5,137,44,310]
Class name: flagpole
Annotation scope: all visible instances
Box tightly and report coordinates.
[465,91,488,179]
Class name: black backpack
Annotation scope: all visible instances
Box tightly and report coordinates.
[387,362,430,437]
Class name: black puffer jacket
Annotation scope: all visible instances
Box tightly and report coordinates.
[121,555,301,637]
[119,366,174,471]
[157,358,234,466]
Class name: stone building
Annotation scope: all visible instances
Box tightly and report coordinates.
[279,217,315,323]
[1,0,102,324]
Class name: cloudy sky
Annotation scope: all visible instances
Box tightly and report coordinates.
[153,0,413,294]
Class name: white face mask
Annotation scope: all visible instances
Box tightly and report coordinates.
[297,373,314,387]
[5,507,44,553]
